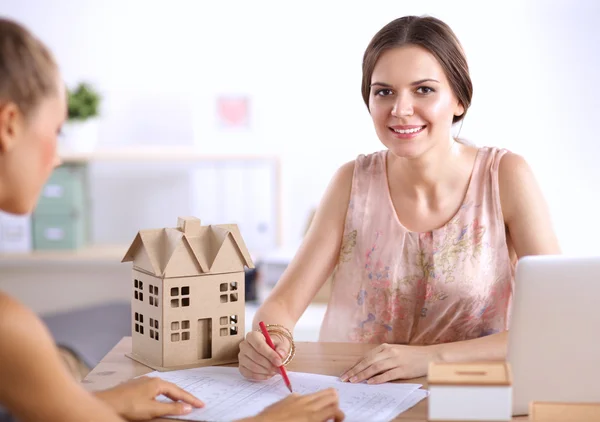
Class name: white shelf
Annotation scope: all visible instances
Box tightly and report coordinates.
[59,148,279,164]
[0,245,127,266]
[0,244,272,267]
[57,148,283,248]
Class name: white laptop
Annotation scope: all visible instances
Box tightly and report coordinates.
[508,255,600,416]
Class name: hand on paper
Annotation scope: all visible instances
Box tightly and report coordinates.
[340,343,437,384]
[250,388,344,422]
[94,376,204,421]
[238,330,290,381]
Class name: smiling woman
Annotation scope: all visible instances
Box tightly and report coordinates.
[240,15,560,386]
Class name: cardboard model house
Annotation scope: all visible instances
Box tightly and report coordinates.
[122,216,254,371]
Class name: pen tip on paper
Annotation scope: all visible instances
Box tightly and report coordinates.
[287,385,293,393]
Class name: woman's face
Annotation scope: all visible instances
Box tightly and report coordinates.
[0,74,65,214]
[368,44,464,159]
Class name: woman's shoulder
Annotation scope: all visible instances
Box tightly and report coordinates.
[354,149,387,167]
[324,151,386,208]
[496,150,537,197]
[331,150,387,188]
[473,145,530,177]
[0,292,26,321]
[470,144,527,173]
[0,293,58,365]
[474,146,539,220]
[327,159,356,199]
[0,293,47,353]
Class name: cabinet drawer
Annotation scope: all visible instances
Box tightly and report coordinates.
[35,165,87,215]
[32,213,87,250]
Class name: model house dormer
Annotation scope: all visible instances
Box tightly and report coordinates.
[122,216,254,371]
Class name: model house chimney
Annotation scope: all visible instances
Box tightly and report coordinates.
[177,216,201,235]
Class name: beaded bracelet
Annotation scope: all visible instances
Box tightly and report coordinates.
[257,323,296,366]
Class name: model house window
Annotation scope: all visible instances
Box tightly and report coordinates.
[220,314,239,336]
[170,286,190,308]
[170,319,190,342]
[219,281,239,303]
[148,284,159,307]
[149,318,160,341]
[134,312,145,335]
[133,279,144,302]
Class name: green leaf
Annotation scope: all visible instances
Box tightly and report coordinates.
[67,82,101,121]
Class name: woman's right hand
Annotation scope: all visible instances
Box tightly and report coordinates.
[251,389,344,422]
[238,330,290,380]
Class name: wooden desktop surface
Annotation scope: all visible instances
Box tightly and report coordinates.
[83,337,527,421]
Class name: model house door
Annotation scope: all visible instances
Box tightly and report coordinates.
[197,318,212,360]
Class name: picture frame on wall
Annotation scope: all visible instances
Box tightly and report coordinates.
[216,95,251,130]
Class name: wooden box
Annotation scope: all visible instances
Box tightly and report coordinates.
[529,401,600,421]
[428,361,512,421]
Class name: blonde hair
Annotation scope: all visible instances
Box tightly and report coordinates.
[0,18,59,118]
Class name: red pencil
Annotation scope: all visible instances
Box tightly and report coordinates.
[259,321,293,393]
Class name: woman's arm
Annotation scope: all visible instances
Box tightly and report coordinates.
[238,161,355,381]
[252,161,355,331]
[0,294,124,422]
[435,152,561,362]
[497,152,561,256]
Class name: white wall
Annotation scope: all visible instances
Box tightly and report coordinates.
[2,0,599,254]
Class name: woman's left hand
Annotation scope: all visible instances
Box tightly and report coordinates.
[95,376,204,421]
[339,343,439,385]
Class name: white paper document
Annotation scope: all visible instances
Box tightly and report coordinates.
[145,366,428,422]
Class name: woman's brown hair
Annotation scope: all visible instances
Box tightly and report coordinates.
[362,15,473,124]
[0,18,58,118]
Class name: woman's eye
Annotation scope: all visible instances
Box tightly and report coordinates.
[416,86,434,94]
[375,89,393,97]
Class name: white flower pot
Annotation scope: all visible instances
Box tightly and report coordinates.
[59,119,99,153]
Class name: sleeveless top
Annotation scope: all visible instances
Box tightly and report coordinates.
[319,147,515,345]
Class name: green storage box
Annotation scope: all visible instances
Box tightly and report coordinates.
[35,164,87,215]
[32,212,87,250]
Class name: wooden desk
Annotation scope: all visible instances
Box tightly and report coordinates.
[83,337,526,421]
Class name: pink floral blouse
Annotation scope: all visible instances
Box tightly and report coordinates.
[319,147,515,345]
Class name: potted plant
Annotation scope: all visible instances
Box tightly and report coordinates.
[59,82,102,153]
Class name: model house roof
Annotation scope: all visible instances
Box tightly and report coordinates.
[122,217,255,278]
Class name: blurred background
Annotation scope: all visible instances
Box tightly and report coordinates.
[0,0,598,375]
